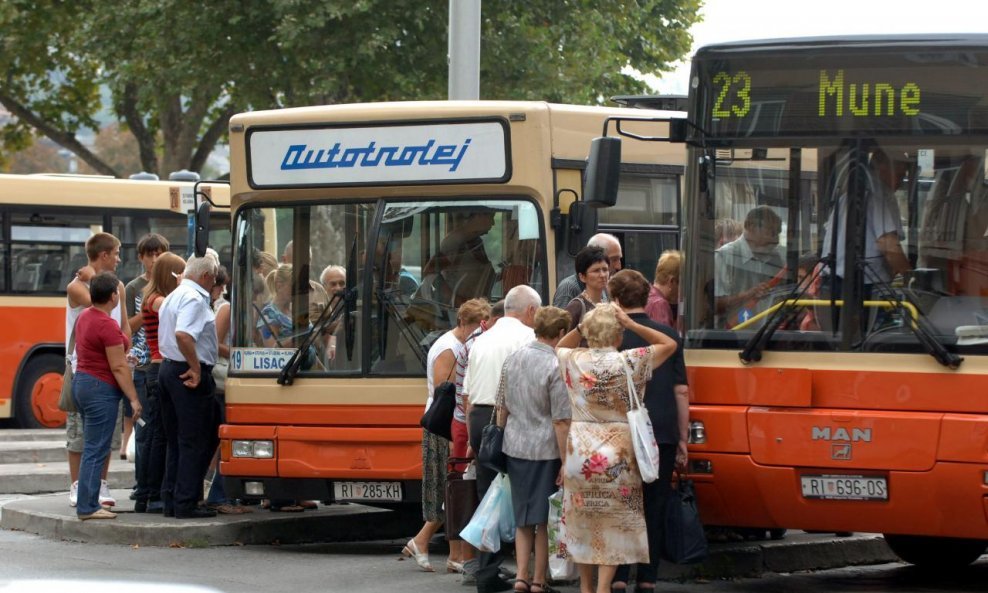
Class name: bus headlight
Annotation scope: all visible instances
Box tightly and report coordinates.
[232,440,275,458]
[688,421,706,444]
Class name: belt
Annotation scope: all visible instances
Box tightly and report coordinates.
[163,358,214,370]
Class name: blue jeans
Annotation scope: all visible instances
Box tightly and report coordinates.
[72,371,122,515]
[135,365,167,503]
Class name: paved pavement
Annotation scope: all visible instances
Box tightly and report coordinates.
[0,428,901,580]
[0,489,898,579]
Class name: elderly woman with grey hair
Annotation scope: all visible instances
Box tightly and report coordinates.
[555,303,677,593]
[496,306,573,593]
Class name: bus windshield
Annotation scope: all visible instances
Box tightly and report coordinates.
[686,139,988,356]
[233,197,544,377]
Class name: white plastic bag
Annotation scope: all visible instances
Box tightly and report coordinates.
[461,473,509,552]
[125,429,137,464]
[622,357,659,483]
[497,474,515,543]
[547,489,577,581]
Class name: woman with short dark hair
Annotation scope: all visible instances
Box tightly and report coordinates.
[565,246,609,332]
[73,271,143,520]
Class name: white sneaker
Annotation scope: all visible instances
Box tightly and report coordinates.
[68,481,78,507]
[98,480,116,507]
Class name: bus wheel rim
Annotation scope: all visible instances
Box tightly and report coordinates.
[30,372,67,428]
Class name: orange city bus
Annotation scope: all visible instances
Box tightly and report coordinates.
[213,101,686,514]
[0,174,230,428]
[591,34,988,566]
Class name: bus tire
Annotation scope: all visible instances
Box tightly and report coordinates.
[883,534,987,568]
[14,353,68,429]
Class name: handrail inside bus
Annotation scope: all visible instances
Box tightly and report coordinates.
[732,298,919,331]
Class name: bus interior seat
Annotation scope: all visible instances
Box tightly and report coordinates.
[925,295,988,337]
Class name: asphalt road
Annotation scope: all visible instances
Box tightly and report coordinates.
[0,528,985,593]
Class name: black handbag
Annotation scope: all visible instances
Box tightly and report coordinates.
[445,458,480,540]
[477,405,507,474]
[420,380,456,440]
[662,472,709,564]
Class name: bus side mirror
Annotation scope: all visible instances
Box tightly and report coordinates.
[194,201,211,258]
[584,136,622,208]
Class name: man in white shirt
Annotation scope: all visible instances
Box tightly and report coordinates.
[157,255,220,519]
[463,285,539,593]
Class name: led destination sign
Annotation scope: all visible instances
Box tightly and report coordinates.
[695,46,988,138]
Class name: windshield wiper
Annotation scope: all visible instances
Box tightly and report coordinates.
[865,268,963,369]
[739,259,827,364]
[278,233,360,385]
[277,288,348,385]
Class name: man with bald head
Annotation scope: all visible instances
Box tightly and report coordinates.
[552,233,623,307]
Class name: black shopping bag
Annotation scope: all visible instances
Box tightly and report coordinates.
[662,474,708,564]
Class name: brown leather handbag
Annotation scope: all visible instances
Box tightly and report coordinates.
[445,457,479,541]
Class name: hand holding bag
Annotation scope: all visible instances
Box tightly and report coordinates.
[57,323,77,414]
[420,366,456,440]
[621,356,660,483]
[662,471,709,564]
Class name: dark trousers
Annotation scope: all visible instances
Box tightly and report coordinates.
[468,404,504,585]
[134,365,166,503]
[614,444,676,585]
[159,359,218,513]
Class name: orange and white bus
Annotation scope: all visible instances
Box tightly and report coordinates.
[214,101,685,513]
[592,34,988,566]
[0,174,230,428]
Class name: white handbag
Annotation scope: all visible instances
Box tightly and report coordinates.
[621,356,660,483]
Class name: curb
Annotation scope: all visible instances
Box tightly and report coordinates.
[0,491,421,547]
[656,532,897,580]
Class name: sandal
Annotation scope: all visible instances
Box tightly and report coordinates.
[79,508,117,520]
[207,503,243,515]
[532,583,558,593]
[446,559,464,574]
[513,579,531,593]
[401,539,434,572]
[270,504,305,512]
[298,500,318,509]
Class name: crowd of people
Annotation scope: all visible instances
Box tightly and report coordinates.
[412,233,691,593]
[64,231,321,519]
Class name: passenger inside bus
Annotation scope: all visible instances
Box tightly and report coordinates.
[713,205,785,327]
[420,211,496,308]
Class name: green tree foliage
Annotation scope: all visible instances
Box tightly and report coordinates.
[0,0,701,177]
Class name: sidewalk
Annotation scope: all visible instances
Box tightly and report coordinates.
[0,490,898,578]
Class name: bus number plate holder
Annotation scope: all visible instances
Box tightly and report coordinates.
[800,474,888,501]
[334,481,402,502]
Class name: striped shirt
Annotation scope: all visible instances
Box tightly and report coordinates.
[453,327,484,423]
[142,294,162,361]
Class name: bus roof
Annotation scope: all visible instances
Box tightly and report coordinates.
[0,173,230,212]
[229,100,685,165]
[696,33,988,55]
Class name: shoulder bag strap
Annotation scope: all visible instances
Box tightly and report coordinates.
[619,353,641,410]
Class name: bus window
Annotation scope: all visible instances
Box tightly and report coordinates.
[687,148,820,340]
[598,174,679,226]
[371,199,544,375]
[11,211,102,294]
[233,202,375,375]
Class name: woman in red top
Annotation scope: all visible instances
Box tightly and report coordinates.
[73,272,143,520]
[133,252,185,513]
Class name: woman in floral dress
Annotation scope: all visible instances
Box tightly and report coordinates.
[556,303,677,593]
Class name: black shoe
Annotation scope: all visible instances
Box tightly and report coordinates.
[476,577,513,593]
[134,500,148,513]
[174,508,217,519]
[129,490,138,500]
[163,506,175,518]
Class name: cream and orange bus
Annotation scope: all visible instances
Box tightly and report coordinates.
[0,174,230,428]
[211,101,686,515]
[590,34,988,566]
